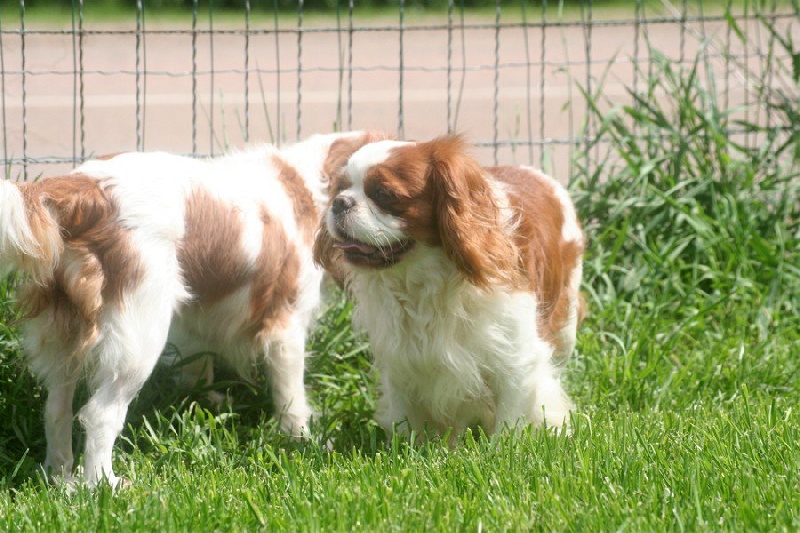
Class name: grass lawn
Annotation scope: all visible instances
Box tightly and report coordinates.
[1,10,799,533]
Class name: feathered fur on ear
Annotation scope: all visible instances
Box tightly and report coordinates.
[312,216,348,289]
[426,135,519,288]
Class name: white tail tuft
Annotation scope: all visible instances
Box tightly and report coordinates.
[0,179,60,281]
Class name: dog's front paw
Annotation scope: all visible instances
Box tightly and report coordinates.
[87,474,132,491]
[78,465,132,491]
[41,463,78,489]
[205,390,230,412]
[277,409,312,439]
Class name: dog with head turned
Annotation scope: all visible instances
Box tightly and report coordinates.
[314,134,585,442]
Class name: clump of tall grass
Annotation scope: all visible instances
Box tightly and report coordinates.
[576,53,798,314]
[570,35,799,411]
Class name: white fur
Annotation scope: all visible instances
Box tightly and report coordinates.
[345,140,412,181]
[0,180,58,281]
[350,246,573,439]
[1,132,357,488]
[0,181,37,260]
[325,192,407,249]
[330,147,581,441]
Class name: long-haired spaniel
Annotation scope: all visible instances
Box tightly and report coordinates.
[0,131,385,487]
[314,135,585,441]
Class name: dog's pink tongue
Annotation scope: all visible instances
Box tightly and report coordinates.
[334,240,375,254]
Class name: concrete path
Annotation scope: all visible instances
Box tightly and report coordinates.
[0,10,790,180]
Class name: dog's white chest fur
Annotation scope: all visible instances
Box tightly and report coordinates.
[350,247,552,433]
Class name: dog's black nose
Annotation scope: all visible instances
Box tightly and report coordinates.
[332,195,356,215]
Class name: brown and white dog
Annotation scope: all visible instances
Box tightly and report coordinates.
[0,131,384,487]
[314,135,585,441]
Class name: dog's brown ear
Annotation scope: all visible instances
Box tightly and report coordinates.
[312,215,348,289]
[426,135,519,288]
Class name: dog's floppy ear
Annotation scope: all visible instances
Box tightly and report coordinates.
[312,216,348,289]
[426,135,519,288]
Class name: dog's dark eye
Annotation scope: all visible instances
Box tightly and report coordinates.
[372,186,397,205]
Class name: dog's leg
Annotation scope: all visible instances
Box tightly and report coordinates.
[43,375,78,483]
[167,328,226,410]
[494,355,571,433]
[79,337,169,487]
[173,350,214,390]
[22,314,82,484]
[264,326,311,437]
[375,375,419,436]
[497,360,572,433]
[529,370,572,430]
[79,290,176,488]
[79,375,146,488]
[493,382,531,433]
[174,352,227,410]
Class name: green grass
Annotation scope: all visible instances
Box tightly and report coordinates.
[7,1,797,26]
[2,12,800,532]
[2,402,798,530]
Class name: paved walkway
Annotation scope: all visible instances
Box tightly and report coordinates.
[0,12,787,180]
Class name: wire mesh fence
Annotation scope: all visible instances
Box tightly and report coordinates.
[0,1,797,181]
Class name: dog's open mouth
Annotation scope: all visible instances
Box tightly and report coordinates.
[333,235,414,268]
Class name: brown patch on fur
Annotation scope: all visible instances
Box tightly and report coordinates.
[17,185,62,278]
[312,217,348,290]
[19,248,105,352]
[17,174,144,351]
[322,131,391,183]
[363,149,436,243]
[249,208,300,335]
[179,189,302,335]
[371,135,520,287]
[178,188,251,305]
[487,166,585,347]
[272,155,318,245]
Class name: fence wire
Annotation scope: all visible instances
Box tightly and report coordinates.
[0,1,797,181]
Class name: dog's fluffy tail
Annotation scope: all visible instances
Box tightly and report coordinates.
[0,179,61,282]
